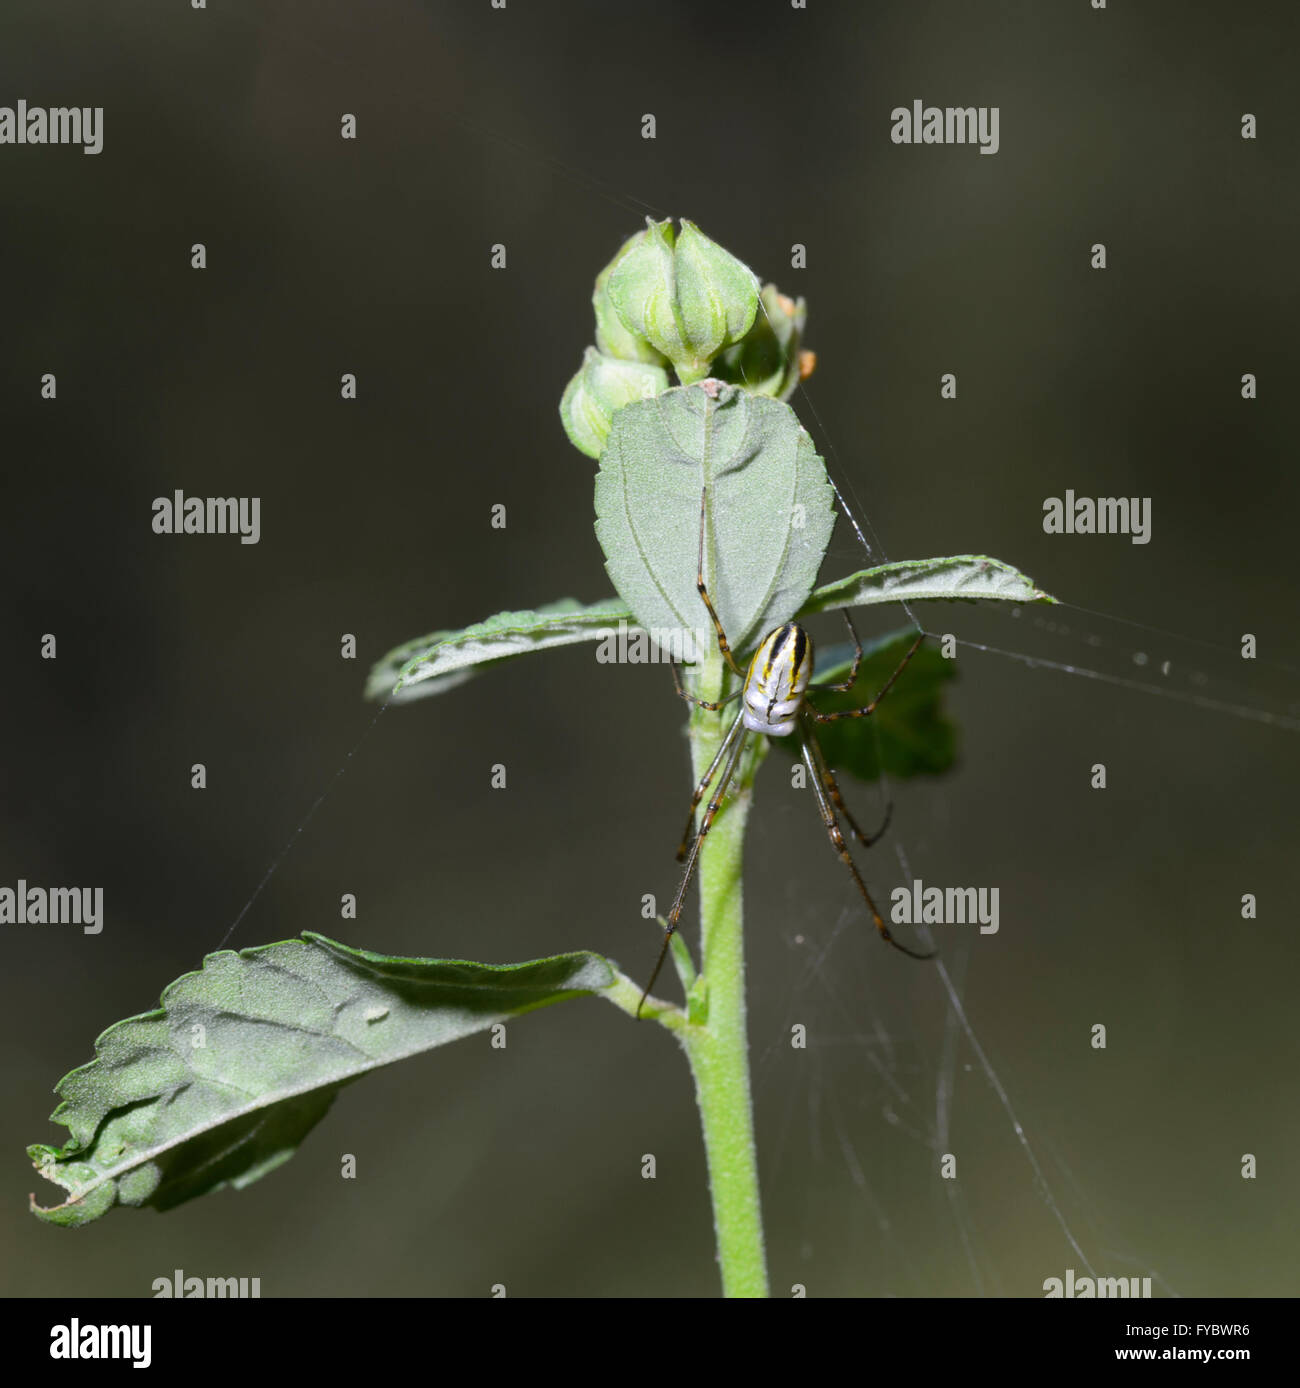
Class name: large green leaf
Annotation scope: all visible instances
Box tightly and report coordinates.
[366,597,632,703]
[770,628,957,782]
[799,554,1054,616]
[28,934,614,1227]
[594,381,835,659]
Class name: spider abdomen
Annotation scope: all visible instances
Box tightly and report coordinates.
[742,622,814,737]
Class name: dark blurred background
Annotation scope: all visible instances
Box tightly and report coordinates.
[2,0,1297,1298]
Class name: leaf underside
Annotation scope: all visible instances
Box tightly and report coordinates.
[594,382,836,657]
[800,554,1054,615]
[28,934,613,1227]
[365,597,632,703]
[364,554,1052,706]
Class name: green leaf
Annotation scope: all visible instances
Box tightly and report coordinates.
[770,628,957,782]
[777,557,1049,781]
[28,933,615,1227]
[595,381,835,660]
[365,597,633,703]
[799,554,1055,617]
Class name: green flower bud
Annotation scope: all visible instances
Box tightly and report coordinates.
[594,237,670,366]
[559,346,670,459]
[605,218,760,385]
[713,284,811,401]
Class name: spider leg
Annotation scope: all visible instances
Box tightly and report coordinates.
[809,632,925,723]
[694,486,746,679]
[800,725,934,961]
[670,659,742,713]
[804,718,893,849]
[675,706,747,861]
[808,610,864,693]
[638,725,750,1017]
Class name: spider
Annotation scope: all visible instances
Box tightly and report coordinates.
[637,488,934,1017]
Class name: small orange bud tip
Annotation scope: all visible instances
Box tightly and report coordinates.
[798,350,817,381]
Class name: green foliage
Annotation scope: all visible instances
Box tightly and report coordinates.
[28,214,1061,1296]
[595,381,835,658]
[363,555,1050,710]
[365,597,632,702]
[712,284,807,401]
[770,628,957,782]
[28,934,613,1227]
[800,554,1054,615]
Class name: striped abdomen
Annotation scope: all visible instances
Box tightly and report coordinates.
[742,623,814,737]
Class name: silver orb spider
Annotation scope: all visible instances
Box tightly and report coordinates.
[637,489,934,1017]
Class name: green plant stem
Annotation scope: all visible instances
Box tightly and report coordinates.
[678,647,768,1298]
[599,649,770,1293]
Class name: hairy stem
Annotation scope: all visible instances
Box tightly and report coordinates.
[677,644,768,1298]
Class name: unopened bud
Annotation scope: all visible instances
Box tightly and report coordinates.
[604,218,759,384]
[559,347,669,459]
[594,232,671,366]
[713,285,809,400]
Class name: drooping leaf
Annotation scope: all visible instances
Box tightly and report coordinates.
[594,381,835,660]
[365,597,633,703]
[769,628,957,782]
[799,555,1054,617]
[28,933,614,1227]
